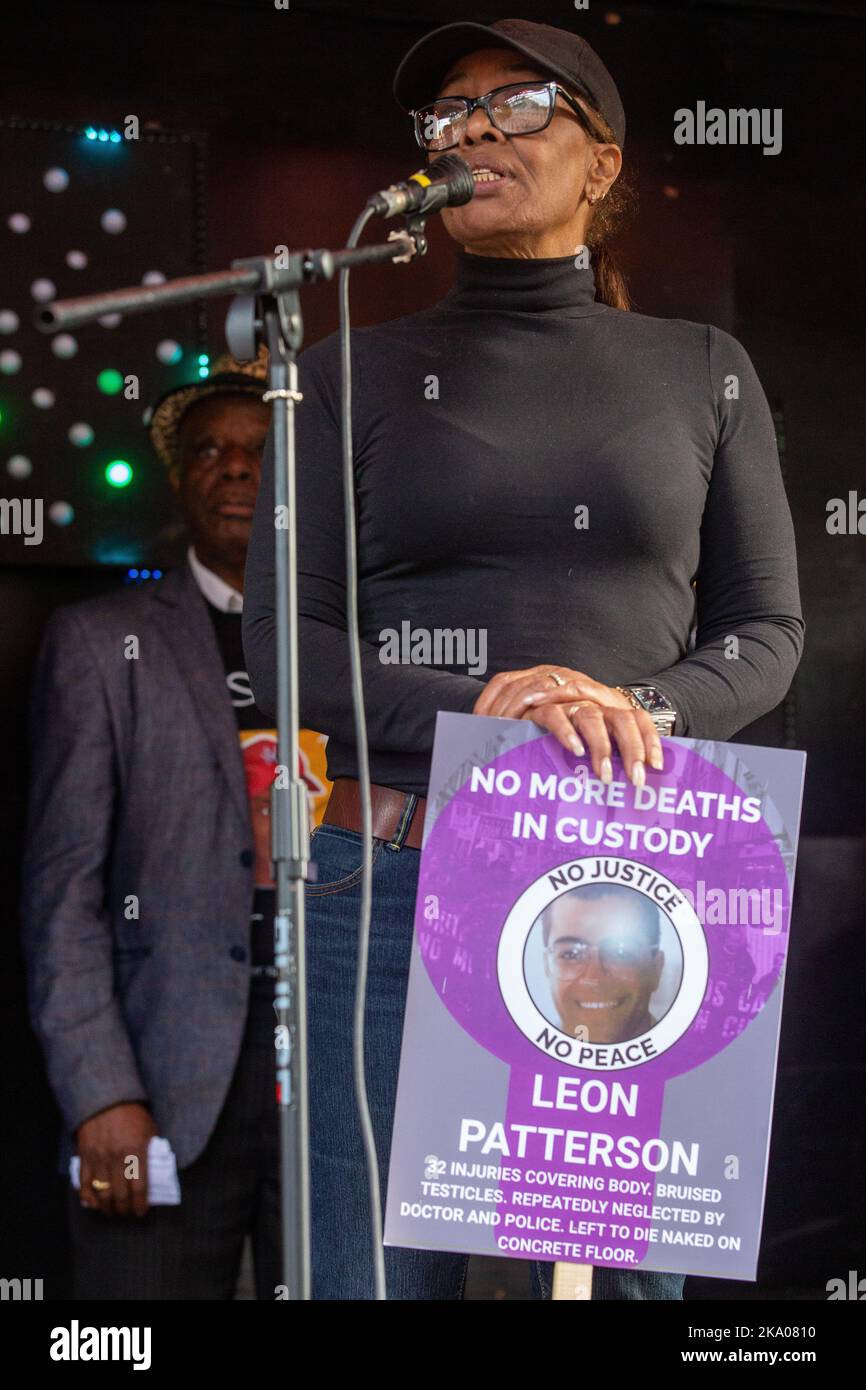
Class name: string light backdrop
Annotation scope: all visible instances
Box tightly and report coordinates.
[0,118,207,568]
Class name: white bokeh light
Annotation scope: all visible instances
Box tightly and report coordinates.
[49,501,75,526]
[44,167,70,192]
[0,350,22,375]
[7,455,32,479]
[32,387,56,409]
[66,250,88,269]
[68,422,94,447]
[156,339,183,365]
[101,209,127,234]
[8,213,31,233]
[31,279,57,303]
[52,334,78,359]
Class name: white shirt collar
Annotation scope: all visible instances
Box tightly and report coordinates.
[187,545,243,613]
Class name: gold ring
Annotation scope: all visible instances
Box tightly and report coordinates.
[567,701,597,718]
[90,1178,111,1192]
[548,671,566,687]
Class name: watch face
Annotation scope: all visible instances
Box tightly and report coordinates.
[631,686,673,716]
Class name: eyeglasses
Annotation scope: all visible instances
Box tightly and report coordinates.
[545,939,659,980]
[411,80,599,153]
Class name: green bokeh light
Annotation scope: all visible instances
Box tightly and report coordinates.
[97,369,124,396]
[105,459,133,488]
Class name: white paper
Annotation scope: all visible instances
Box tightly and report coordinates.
[70,1135,181,1205]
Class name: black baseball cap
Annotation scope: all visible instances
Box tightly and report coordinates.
[393,17,626,149]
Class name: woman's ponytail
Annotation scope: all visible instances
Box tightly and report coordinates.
[589,240,632,312]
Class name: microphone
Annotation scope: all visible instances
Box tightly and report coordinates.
[367,154,475,219]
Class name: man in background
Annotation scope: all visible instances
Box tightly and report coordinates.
[21,349,328,1298]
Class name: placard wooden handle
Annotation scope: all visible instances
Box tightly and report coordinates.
[551,1262,593,1300]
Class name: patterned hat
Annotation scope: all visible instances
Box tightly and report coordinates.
[148,344,269,473]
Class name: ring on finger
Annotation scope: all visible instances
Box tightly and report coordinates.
[567,700,597,718]
[548,671,566,687]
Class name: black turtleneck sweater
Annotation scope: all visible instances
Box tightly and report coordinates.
[242,251,804,795]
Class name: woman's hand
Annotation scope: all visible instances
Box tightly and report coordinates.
[472,665,665,787]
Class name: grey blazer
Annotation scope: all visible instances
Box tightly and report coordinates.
[21,558,259,1172]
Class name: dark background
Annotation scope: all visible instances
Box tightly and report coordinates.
[1,0,864,1300]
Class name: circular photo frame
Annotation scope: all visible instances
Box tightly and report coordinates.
[497,856,709,1071]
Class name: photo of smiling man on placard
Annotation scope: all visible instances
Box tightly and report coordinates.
[527,883,684,1044]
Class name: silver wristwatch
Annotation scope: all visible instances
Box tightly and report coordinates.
[616,684,678,736]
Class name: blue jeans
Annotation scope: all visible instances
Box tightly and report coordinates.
[307,818,685,1301]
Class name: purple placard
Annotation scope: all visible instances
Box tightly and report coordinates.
[384,714,806,1280]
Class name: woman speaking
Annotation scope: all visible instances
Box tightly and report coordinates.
[243,17,804,1300]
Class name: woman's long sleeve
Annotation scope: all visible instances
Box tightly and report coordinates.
[645,326,805,738]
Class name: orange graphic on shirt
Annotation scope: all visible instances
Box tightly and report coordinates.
[239,728,331,887]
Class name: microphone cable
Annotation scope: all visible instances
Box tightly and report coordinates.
[332,157,472,1300]
[338,202,387,1301]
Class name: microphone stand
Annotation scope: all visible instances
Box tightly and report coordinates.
[37,218,427,1299]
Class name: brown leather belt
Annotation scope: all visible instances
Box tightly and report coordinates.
[322,777,426,850]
